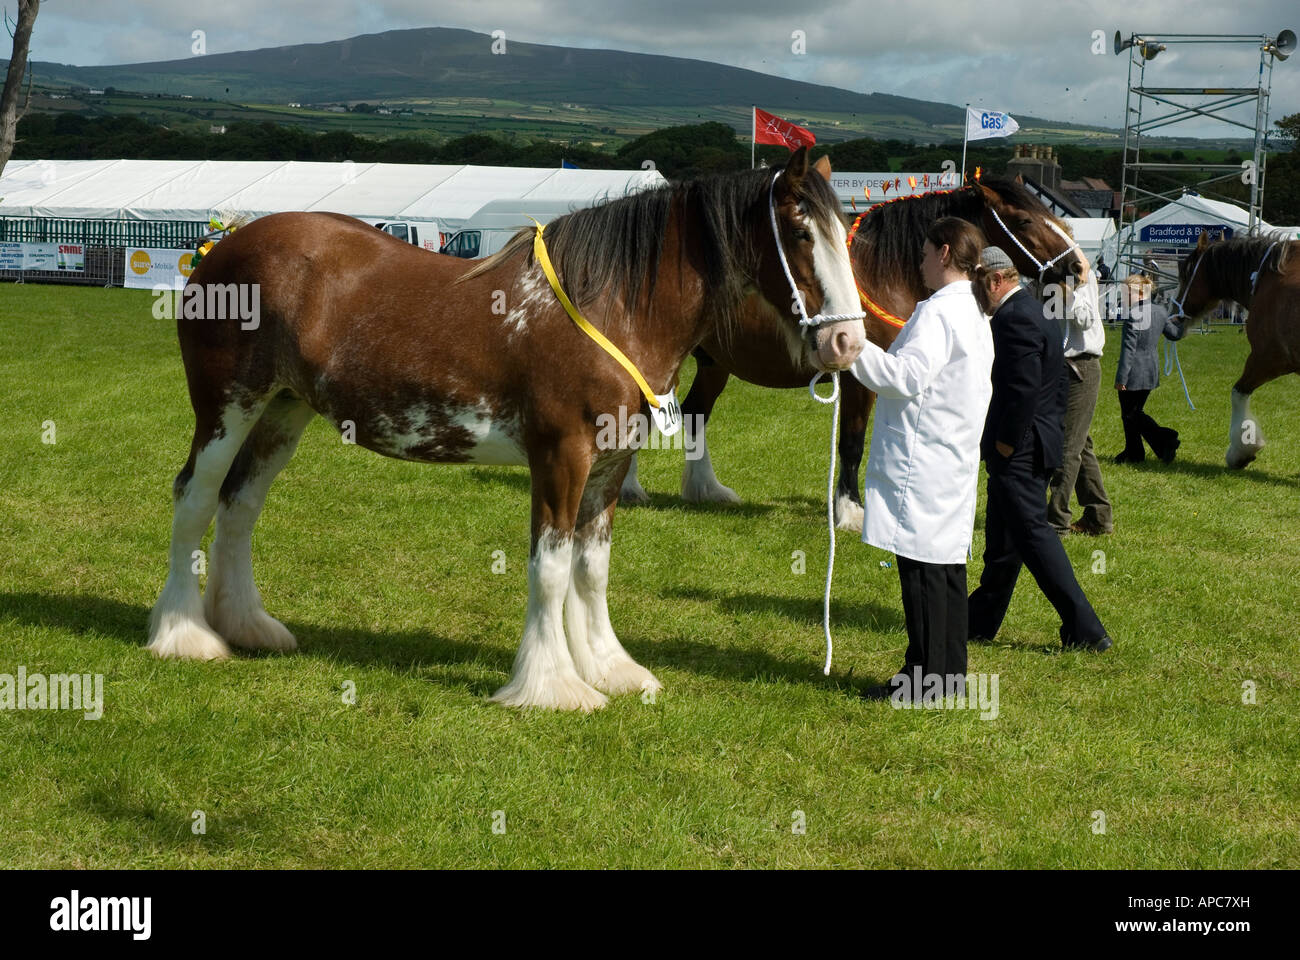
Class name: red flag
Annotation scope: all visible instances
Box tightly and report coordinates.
[754,107,816,151]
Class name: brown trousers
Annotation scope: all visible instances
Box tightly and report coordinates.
[1047,355,1113,534]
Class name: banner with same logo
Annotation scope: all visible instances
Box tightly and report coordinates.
[123,248,195,290]
[0,242,85,272]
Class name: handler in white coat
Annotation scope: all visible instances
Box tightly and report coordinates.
[849,217,994,701]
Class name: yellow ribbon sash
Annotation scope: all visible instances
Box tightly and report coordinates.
[530,219,664,410]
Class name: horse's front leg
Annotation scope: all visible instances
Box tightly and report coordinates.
[1226,347,1289,469]
[489,437,608,712]
[566,456,663,698]
[834,374,874,531]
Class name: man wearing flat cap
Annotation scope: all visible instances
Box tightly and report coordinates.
[967,247,1113,653]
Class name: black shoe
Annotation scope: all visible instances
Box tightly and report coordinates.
[1113,451,1144,464]
[1063,633,1113,653]
[1157,437,1180,464]
[969,633,994,643]
[860,683,896,701]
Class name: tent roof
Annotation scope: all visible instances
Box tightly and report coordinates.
[1120,193,1274,242]
[1063,217,1116,243]
[0,159,664,227]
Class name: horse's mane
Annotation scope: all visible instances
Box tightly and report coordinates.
[458,163,843,334]
[849,184,982,290]
[1185,231,1295,303]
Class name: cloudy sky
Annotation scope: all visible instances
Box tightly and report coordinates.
[24,0,1300,136]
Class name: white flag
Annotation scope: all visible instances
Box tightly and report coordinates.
[966,107,1020,141]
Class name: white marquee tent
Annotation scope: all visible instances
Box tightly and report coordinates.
[0,159,665,230]
[1062,217,1118,268]
[1117,193,1278,252]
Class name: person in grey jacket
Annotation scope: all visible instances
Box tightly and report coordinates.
[1113,275,1186,464]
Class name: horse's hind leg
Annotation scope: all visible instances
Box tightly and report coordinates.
[1227,348,1289,469]
[567,458,662,697]
[618,452,649,505]
[680,359,739,504]
[148,396,272,660]
[204,393,315,651]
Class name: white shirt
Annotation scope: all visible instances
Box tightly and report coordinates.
[848,279,995,564]
[1063,273,1105,358]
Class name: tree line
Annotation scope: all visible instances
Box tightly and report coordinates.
[11,110,1300,223]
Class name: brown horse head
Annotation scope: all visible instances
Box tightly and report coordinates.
[977,178,1086,287]
[757,146,865,370]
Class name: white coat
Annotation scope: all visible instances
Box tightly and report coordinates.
[848,279,994,564]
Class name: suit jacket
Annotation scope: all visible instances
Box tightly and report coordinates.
[1114,300,1187,391]
[980,287,1068,473]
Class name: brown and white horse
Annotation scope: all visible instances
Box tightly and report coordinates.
[620,175,1087,531]
[1171,229,1298,468]
[146,147,866,711]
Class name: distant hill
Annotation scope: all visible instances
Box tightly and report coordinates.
[9,26,1113,143]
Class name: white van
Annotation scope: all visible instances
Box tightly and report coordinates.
[361,218,445,252]
[440,199,583,259]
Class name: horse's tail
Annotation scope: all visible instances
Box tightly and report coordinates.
[214,209,254,232]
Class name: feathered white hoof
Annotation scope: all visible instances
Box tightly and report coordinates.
[1225,441,1263,470]
[147,610,232,661]
[681,471,741,504]
[834,492,865,533]
[592,656,662,697]
[488,669,609,712]
[208,604,298,652]
[619,475,651,505]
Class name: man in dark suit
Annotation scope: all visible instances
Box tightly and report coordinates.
[968,247,1112,653]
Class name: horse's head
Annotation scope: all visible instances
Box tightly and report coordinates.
[1171,230,1220,323]
[977,179,1086,288]
[754,147,866,372]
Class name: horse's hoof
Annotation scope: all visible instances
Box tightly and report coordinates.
[619,483,651,506]
[147,615,232,661]
[834,493,865,533]
[681,480,741,504]
[593,658,662,697]
[488,671,609,712]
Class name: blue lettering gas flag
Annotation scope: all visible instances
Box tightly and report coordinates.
[965,107,1021,141]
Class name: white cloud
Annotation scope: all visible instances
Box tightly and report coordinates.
[25,0,1300,135]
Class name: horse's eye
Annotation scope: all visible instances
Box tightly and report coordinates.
[793,228,813,242]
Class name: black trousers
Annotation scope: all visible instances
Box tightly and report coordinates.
[896,554,967,681]
[968,451,1107,646]
[1118,388,1179,459]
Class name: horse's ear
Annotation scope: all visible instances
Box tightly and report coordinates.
[812,154,833,182]
[786,146,810,184]
[1196,230,1211,251]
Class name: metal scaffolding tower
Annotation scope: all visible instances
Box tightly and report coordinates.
[1114,29,1294,287]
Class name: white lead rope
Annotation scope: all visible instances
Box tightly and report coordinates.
[763,166,862,675]
[807,372,840,674]
[1162,339,1196,411]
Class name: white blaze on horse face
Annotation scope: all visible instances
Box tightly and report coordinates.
[803,208,866,368]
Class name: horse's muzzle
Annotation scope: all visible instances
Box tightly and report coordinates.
[809,319,866,371]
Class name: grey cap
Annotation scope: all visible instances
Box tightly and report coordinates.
[980,246,1015,271]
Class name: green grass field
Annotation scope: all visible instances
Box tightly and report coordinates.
[1,284,1297,868]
